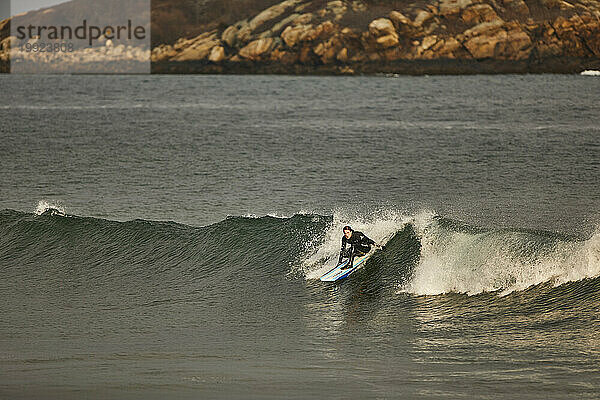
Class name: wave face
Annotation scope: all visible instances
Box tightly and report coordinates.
[0,208,329,292]
[2,207,599,299]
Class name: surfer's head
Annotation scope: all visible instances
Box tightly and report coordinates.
[343,226,353,239]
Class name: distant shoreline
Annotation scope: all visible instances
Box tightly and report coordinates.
[3,57,599,75]
[150,57,600,75]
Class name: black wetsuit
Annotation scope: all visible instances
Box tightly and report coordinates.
[338,231,375,268]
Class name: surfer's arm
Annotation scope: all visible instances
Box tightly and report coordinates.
[359,232,375,246]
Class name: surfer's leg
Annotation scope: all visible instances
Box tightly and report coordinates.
[348,245,356,268]
[354,244,371,255]
[344,248,352,257]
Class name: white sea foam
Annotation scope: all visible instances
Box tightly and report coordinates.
[241,212,295,219]
[401,217,600,296]
[580,70,600,76]
[34,200,66,216]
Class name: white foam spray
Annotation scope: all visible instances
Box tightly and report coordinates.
[580,70,600,76]
[34,200,66,216]
[401,217,600,296]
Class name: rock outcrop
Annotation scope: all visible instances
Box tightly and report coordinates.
[1,0,600,74]
[146,0,600,73]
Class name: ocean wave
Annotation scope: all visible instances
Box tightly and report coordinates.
[299,210,600,296]
[1,205,599,298]
[401,216,600,296]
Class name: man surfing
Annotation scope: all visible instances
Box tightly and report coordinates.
[337,225,377,270]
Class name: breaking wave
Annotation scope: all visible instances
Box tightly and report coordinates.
[1,204,599,299]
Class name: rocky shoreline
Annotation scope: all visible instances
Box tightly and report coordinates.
[1,0,599,74]
[3,57,598,74]
[148,0,600,74]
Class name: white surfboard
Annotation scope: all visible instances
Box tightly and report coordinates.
[319,252,373,282]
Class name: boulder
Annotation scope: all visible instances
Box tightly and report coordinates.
[360,31,376,52]
[236,0,301,43]
[463,21,531,59]
[336,47,348,62]
[209,46,225,62]
[502,27,532,59]
[246,0,302,37]
[294,13,314,24]
[369,18,397,36]
[376,34,400,47]
[439,0,473,16]
[314,42,325,55]
[389,11,419,37]
[414,10,434,27]
[314,39,340,63]
[239,37,274,60]
[461,4,501,25]
[173,38,219,61]
[368,18,399,48]
[421,35,438,50]
[281,24,313,47]
[464,30,507,58]
[295,3,311,12]
[349,50,368,62]
[503,0,530,16]
[438,37,461,56]
[389,11,412,27]
[281,21,334,47]
[316,21,336,37]
[327,0,348,20]
[546,15,593,57]
[577,14,600,56]
[463,19,505,39]
[181,31,218,50]
[0,38,10,61]
[221,25,239,47]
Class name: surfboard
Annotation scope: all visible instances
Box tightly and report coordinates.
[319,252,372,282]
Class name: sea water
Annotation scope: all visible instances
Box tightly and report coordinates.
[1,74,599,399]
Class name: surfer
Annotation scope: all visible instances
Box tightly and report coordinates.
[337,226,376,269]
